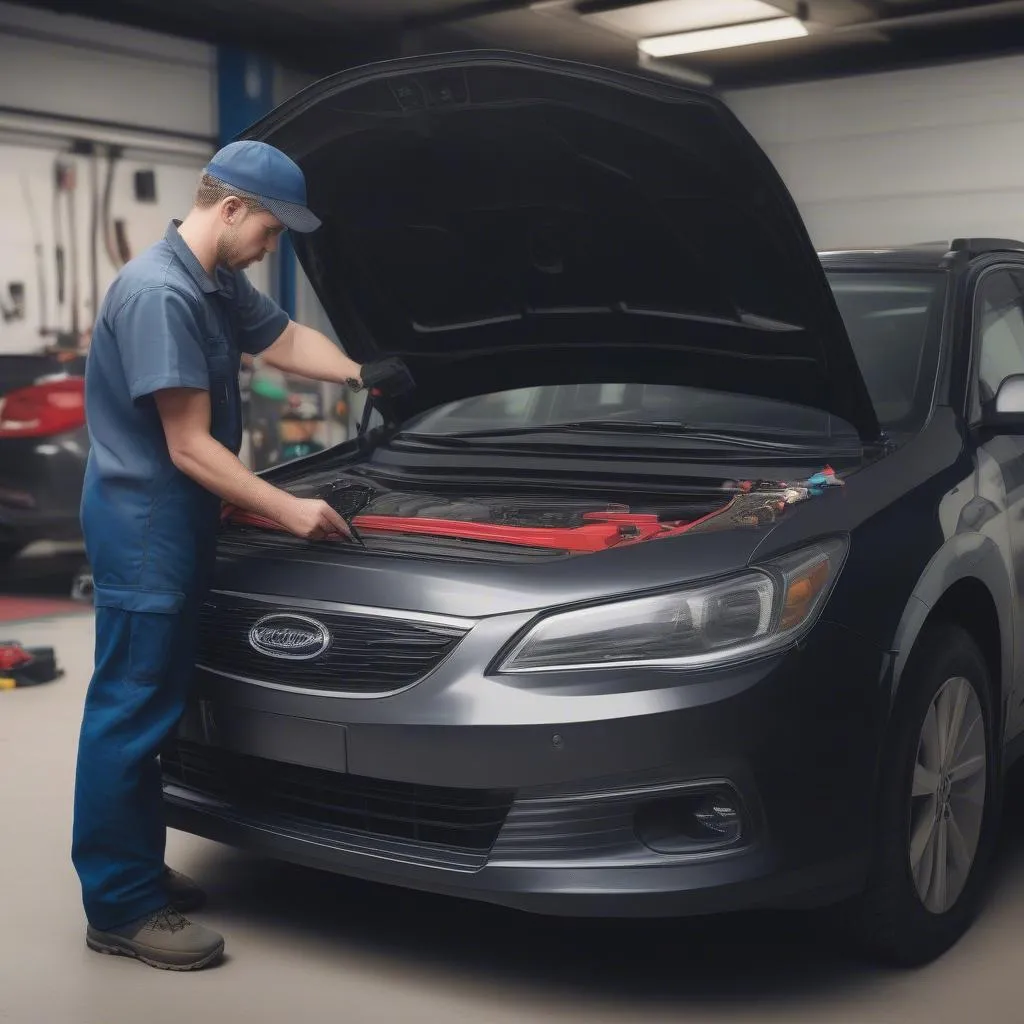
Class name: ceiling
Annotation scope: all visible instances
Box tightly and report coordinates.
[16,0,1024,90]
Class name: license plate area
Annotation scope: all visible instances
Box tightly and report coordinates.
[177,700,348,773]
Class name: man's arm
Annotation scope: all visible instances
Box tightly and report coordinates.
[259,320,362,385]
[153,387,352,542]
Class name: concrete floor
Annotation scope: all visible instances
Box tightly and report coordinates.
[4,611,1024,1024]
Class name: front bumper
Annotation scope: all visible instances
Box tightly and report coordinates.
[162,612,888,918]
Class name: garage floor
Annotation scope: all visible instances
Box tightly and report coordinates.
[4,610,1024,1024]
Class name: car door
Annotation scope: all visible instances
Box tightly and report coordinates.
[970,265,1024,727]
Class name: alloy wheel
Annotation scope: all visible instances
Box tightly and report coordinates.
[908,676,987,915]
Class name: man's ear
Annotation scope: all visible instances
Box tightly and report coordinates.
[220,197,245,224]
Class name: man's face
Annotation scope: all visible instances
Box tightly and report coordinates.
[216,202,286,271]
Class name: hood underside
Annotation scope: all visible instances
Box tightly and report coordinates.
[247,51,880,441]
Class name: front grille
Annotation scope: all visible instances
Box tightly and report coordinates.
[161,739,513,869]
[197,595,468,694]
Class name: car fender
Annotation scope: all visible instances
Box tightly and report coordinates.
[888,529,1013,711]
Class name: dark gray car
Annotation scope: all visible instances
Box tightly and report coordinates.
[161,52,1024,967]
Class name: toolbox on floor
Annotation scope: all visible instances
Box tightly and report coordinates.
[0,641,63,689]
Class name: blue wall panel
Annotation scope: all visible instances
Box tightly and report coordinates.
[217,45,296,317]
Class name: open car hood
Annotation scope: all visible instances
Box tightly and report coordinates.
[247,51,881,442]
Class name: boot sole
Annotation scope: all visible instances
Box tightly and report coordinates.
[86,929,224,972]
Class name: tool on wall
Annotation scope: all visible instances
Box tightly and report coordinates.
[51,158,80,349]
[52,162,66,311]
[84,141,100,324]
[134,169,157,204]
[101,145,132,269]
[0,282,25,324]
[19,174,48,336]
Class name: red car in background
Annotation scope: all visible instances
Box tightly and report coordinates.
[0,353,87,565]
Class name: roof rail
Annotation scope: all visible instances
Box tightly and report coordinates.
[950,238,1024,256]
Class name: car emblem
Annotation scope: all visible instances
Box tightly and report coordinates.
[248,614,331,660]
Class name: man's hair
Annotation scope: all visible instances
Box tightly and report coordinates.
[194,173,265,212]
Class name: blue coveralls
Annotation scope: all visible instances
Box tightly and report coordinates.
[72,221,289,931]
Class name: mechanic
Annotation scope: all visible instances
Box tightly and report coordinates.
[71,140,408,971]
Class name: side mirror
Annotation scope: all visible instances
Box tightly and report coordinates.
[984,374,1024,429]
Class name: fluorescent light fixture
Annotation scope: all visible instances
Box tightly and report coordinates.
[639,16,809,57]
[587,0,789,38]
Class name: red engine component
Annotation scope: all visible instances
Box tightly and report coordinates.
[222,502,732,552]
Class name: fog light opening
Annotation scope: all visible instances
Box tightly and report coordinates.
[634,788,744,855]
[693,794,741,839]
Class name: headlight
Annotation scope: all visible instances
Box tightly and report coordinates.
[497,538,848,673]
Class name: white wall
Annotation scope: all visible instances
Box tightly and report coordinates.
[0,0,215,138]
[724,55,1024,250]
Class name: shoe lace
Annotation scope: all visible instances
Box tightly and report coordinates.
[145,907,191,933]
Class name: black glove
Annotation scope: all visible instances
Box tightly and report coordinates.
[351,356,415,397]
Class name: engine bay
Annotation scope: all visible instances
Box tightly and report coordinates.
[221,465,843,557]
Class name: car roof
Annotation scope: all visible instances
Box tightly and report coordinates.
[819,238,1024,271]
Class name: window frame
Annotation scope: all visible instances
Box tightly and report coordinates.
[967,262,1024,427]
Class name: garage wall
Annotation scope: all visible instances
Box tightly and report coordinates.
[0,3,288,355]
[1,143,213,353]
[724,55,1024,251]
[0,0,215,138]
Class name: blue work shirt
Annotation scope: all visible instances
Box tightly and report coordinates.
[81,221,289,599]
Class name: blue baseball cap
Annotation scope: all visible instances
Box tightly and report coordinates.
[204,140,321,233]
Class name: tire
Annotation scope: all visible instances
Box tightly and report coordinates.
[842,623,1002,967]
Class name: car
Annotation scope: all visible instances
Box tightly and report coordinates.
[159,50,1024,966]
[0,353,87,564]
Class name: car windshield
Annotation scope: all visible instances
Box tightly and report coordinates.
[402,270,946,440]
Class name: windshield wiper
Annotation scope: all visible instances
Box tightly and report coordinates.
[397,421,850,451]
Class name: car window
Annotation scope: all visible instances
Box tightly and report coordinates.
[403,270,945,438]
[976,270,1024,404]
[827,271,943,429]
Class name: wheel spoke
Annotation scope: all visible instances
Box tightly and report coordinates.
[935,685,955,765]
[949,753,986,785]
[947,811,972,873]
[915,816,939,897]
[930,817,950,911]
[913,763,941,798]
[921,703,942,772]
[953,710,983,765]
[944,681,970,769]
[910,805,938,869]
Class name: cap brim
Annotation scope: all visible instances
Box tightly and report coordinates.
[261,196,321,233]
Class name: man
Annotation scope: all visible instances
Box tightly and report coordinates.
[72,140,406,971]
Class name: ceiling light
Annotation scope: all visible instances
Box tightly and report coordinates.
[638,16,809,57]
[586,0,790,38]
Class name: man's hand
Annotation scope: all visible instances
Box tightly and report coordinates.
[154,387,356,543]
[276,496,354,542]
[354,356,416,397]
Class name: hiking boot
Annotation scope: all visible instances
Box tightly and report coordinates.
[164,866,206,913]
[86,906,225,971]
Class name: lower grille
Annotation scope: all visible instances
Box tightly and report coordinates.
[161,739,513,869]
[196,595,468,694]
